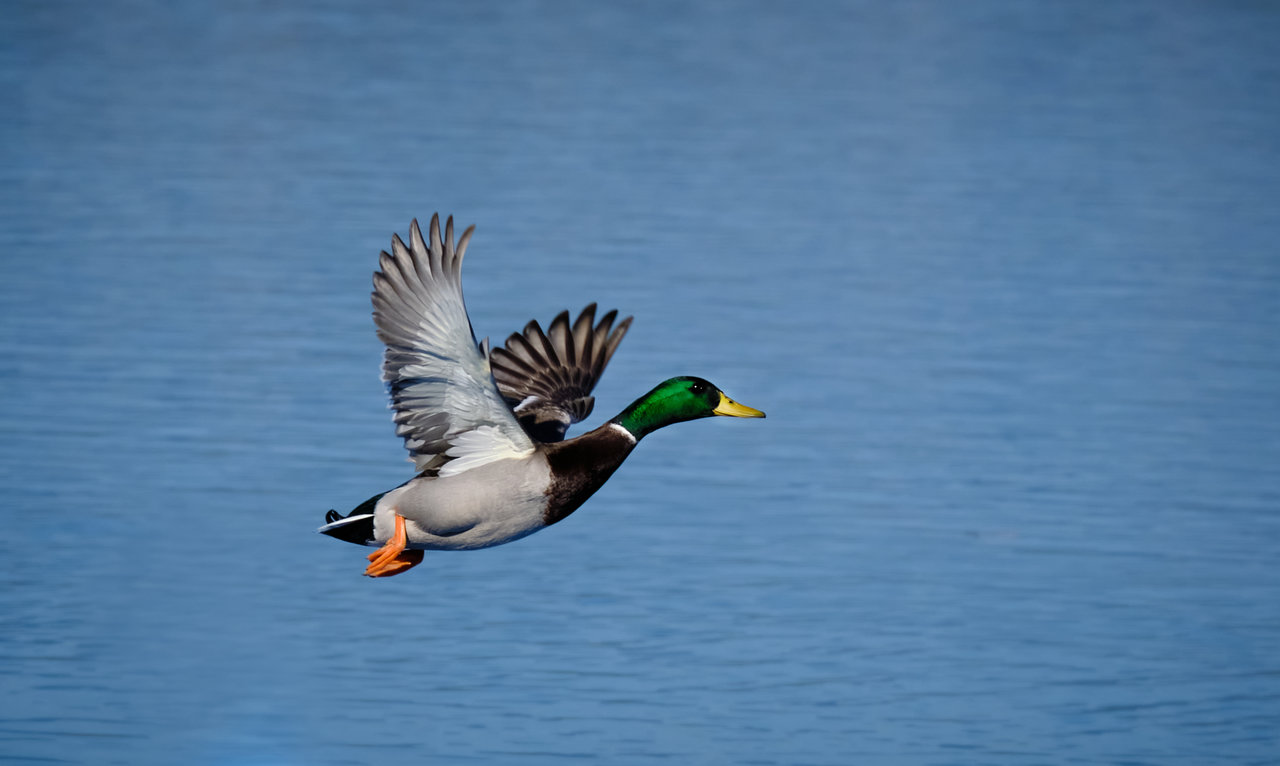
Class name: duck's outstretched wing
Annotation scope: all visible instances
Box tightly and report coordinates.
[373,215,535,477]
[490,304,632,443]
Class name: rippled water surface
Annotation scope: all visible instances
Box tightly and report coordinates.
[3,2,1279,764]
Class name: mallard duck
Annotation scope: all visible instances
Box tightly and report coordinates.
[319,214,764,577]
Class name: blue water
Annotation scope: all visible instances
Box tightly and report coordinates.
[3,2,1279,764]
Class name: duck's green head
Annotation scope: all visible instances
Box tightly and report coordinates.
[613,376,765,440]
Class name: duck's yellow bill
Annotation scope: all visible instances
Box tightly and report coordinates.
[713,393,765,418]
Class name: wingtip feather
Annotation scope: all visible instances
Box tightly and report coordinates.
[456,225,476,262]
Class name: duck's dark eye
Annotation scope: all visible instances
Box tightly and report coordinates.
[689,381,707,394]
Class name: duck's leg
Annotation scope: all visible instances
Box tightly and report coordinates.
[364,514,424,577]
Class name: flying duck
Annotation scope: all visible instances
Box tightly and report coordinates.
[319,215,764,576]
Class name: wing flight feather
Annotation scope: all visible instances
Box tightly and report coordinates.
[372,215,535,476]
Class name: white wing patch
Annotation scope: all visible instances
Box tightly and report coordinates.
[438,426,533,477]
[513,395,543,413]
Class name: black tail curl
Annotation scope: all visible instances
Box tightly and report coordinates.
[317,493,384,546]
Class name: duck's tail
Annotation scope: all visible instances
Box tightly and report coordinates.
[317,493,384,546]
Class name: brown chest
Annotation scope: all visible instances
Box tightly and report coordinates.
[541,426,636,525]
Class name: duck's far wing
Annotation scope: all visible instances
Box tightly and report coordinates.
[490,304,633,443]
[373,215,535,477]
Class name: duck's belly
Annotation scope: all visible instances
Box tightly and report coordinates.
[374,455,553,551]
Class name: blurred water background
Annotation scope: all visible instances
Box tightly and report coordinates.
[3,2,1279,764]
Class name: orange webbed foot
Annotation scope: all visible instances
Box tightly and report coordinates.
[366,549,423,577]
[364,514,423,577]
